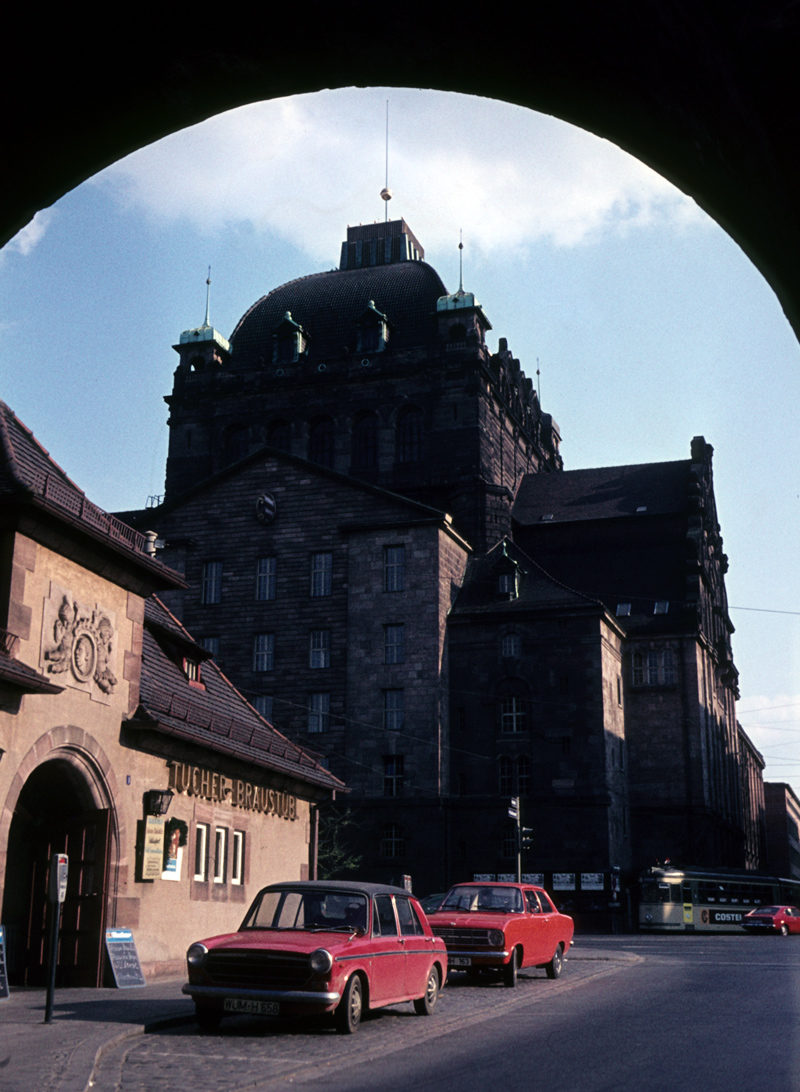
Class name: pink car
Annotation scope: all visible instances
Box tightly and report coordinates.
[428,881,574,986]
[742,905,800,936]
[183,880,448,1034]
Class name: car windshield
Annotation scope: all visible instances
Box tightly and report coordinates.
[242,888,369,932]
[440,886,524,913]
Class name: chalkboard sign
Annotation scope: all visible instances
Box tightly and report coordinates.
[105,928,146,988]
[0,924,9,999]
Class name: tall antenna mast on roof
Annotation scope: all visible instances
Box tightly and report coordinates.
[458,230,464,294]
[380,100,392,222]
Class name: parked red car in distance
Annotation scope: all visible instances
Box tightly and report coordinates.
[183,880,448,1033]
[427,881,574,985]
[741,905,800,935]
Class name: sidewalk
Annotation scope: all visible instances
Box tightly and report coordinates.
[0,978,194,1092]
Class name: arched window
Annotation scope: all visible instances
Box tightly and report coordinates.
[309,417,335,468]
[449,322,467,342]
[397,408,423,463]
[223,425,248,466]
[499,755,513,795]
[352,413,378,470]
[267,419,291,452]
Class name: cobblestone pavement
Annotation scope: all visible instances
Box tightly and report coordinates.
[88,947,638,1092]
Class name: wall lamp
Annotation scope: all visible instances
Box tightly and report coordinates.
[145,788,174,816]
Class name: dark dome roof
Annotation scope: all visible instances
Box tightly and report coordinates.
[230,260,448,366]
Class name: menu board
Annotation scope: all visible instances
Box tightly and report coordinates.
[105,928,146,988]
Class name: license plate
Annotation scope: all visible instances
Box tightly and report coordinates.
[450,956,472,967]
[223,998,280,1016]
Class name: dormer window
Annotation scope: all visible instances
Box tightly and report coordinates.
[272,311,307,365]
[183,657,204,688]
[497,570,519,599]
[356,300,390,354]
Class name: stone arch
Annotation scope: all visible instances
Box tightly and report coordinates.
[0,727,123,986]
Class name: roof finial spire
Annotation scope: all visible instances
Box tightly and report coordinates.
[458,230,464,294]
[380,100,392,222]
[204,266,212,328]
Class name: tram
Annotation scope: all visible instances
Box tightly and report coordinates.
[638,866,800,932]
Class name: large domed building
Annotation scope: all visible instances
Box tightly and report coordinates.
[134,215,762,924]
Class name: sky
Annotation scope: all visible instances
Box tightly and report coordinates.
[2,86,799,797]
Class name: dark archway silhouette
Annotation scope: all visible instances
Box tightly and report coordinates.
[3,5,799,340]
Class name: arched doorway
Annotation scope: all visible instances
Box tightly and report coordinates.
[2,756,113,987]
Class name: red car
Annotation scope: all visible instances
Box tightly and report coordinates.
[182,880,448,1033]
[741,905,800,935]
[427,881,574,986]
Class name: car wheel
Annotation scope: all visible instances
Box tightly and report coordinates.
[195,1004,222,1032]
[335,974,363,1034]
[414,965,440,1015]
[502,947,519,988]
[546,943,564,980]
[781,923,789,936]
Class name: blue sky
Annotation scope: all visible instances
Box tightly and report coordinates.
[2,86,799,794]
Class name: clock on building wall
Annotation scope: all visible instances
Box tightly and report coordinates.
[255,492,277,525]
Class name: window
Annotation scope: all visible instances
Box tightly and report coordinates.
[253,694,273,721]
[517,755,531,796]
[502,634,521,658]
[383,755,404,797]
[353,414,378,470]
[561,735,572,756]
[499,755,513,795]
[373,893,399,933]
[646,651,659,686]
[200,636,220,658]
[380,823,405,858]
[654,600,669,615]
[194,823,209,881]
[213,827,228,884]
[308,692,330,733]
[632,651,644,686]
[201,561,223,604]
[309,418,335,468]
[256,557,277,601]
[310,629,330,668]
[616,602,631,617]
[384,545,405,592]
[396,897,425,936]
[384,623,405,664]
[266,419,291,452]
[384,689,404,732]
[311,552,332,597]
[231,831,245,885]
[497,571,518,599]
[662,649,675,685]
[500,695,525,734]
[397,408,423,463]
[253,633,274,672]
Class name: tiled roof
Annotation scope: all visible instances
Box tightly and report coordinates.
[229,260,448,366]
[0,652,64,694]
[0,400,185,587]
[134,597,343,793]
[513,460,691,525]
[451,539,605,617]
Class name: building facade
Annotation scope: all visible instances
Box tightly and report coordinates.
[0,401,341,985]
[128,215,761,926]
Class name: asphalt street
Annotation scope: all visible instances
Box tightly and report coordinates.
[1,936,798,1092]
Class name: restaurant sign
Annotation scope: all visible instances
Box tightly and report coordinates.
[167,762,297,820]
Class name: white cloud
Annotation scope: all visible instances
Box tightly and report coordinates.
[91,88,706,262]
[2,208,55,257]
